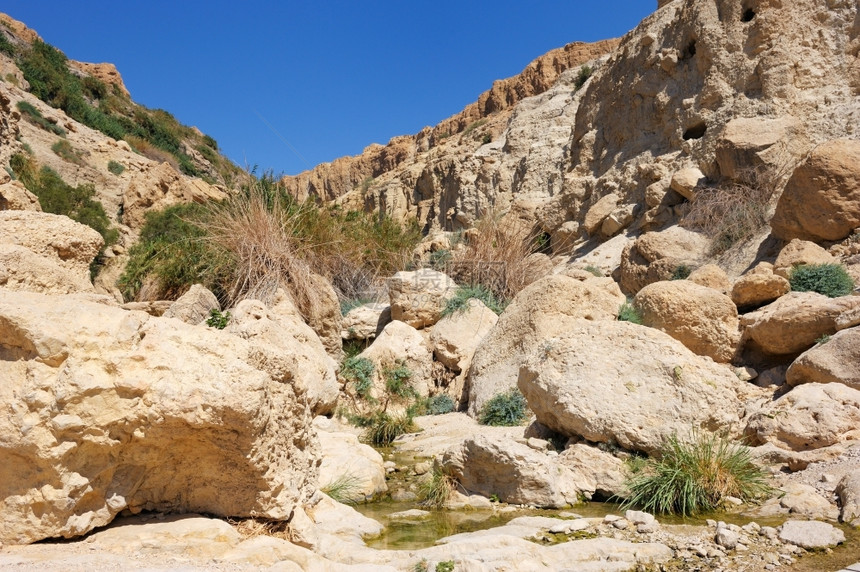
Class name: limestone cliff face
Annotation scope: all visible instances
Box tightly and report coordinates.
[283,0,859,246]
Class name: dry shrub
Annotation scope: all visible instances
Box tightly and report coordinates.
[683,165,788,255]
[229,517,289,540]
[448,213,542,301]
[124,134,180,171]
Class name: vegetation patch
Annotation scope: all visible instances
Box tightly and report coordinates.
[0,29,15,57]
[671,264,692,280]
[15,101,66,135]
[205,308,230,329]
[107,160,125,175]
[362,412,418,446]
[419,467,456,509]
[617,300,643,324]
[320,473,363,504]
[621,431,772,516]
[789,263,855,298]
[479,388,528,426]
[442,284,506,318]
[423,394,455,415]
[51,139,86,165]
[341,356,375,401]
[574,65,593,91]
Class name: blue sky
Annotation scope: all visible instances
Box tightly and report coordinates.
[3,1,654,176]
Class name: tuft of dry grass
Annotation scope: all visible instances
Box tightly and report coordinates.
[229,517,290,540]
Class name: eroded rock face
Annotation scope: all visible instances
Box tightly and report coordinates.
[387,269,457,329]
[771,139,860,242]
[786,327,860,390]
[0,179,40,211]
[836,471,860,526]
[741,292,860,356]
[341,303,390,341]
[634,280,740,363]
[745,383,860,451]
[518,320,744,454]
[619,227,709,294]
[0,290,320,545]
[0,211,103,294]
[316,427,387,502]
[467,274,624,417]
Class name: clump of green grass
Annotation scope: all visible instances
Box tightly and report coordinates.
[424,394,455,415]
[419,467,456,509]
[51,139,86,165]
[341,356,375,400]
[16,101,66,135]
[107,160,125,175]
[479,388,528,426]
[321,473,363,504]
[428,248,452,271]
[621,432,772,516]
[617,300,643,324]
[442,284,507,317]
[789,263,855,298]
[363,412,418,446]
[584,265,604,277]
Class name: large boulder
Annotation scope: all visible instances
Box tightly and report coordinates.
[836,471,860,527]
[771,139,860,242]
[633,280,740,363]
[619,226,709,294]
[387,269,458,329]
[162,283,220,325]
[786,326,860,390]
[0,179,41,211]
[731,263,790,309]
[467,274,624,417]
[357,320,433,400]
[518,320,745,454]
[745,383,860,451]
[715,116,804,181]
[316,428,387,502]
[226,299,339,416]
[341,302,390,341]
[0,290,320,545]
[0,210,103,294]
[741,292,860,356]
[439,434,582,508]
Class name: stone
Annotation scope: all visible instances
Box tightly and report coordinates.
[670,167,705,201]
[836,471,860,526]
[583,192,620,235]
[742,292,860,356]
[317,427,387,502]
[0,180,40,211]
[687,263,730,294]
[634,280,740,362]
[772,140,860,242]
[387,269,457,329]
[745,383,860,451]
[714,116,804,181]
[0,290,320,545]
[620,226,710,294]
[601,203,636,236]
[341,302,390,341]
[430,298,498,373]
[786,326,860,390]
[440,434,583,508]
[227,299,339,416]
[357,320,434,400]
[558,443,628,499]
[773,239,836,279]
[778,520,845,549]
[467,274,624,417]
[162,283,219,325]
[732,266,791,309]
[518,320,744,454]
[715,525,740,550]
[88,514,240,556]
[303,272,344,359]
[0,210,102,294]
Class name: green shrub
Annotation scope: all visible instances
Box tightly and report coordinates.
[202,134,218,149]
[574,65,593,91]
[363,412,417,446]
[341,356,375,400]
[107,160,125,175]
[383,361,415,399]
[16,100,66,135]
[51,139,85,165]
[205,308,230,329]
[621,432,772,516]
[0,30,15,57]
[789,263,855,298]
[617,301,643,324]
[419,467,455,509]
[671,264,692,280]
[442,284,507,317]
[436,561,455,572]
[428,248,452,270]
[425,394,455,415]
[479,388,528,426]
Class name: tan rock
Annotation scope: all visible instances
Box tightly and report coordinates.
[162,283,219,325]
[670,167,705,201]
[0,211,102,294]
[303,272,344,359]
[227,299,339,416]
[742,292,860,356]
[772,140,860,242]
[430,299,498,373]
[836,471,860,526]
[753,483,839,521]
[745,383,860,451]
[583,192,619,235]
[440,434,583,508]
[467,275,624,417]
[518,320,744,454]
[687,263,730,294]
[601,204,636,236]
[558,443,628,500]
[387,269,458,329]
[773,239,836,279]
[715,116,804,181]
[0,180,40,211]
[357,320,433,401]
[634,280,740,362]
[732,265,791,308]
[620,226,710,294]
[317,428,387,502]
[786,326,860,390]
[0,290,319,545]
[341,302,390,341]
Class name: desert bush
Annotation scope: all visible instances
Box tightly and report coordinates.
[15,100,66,135]
[424,394,455,415]
[51,140,85,165]
[442,284,506,317]
[0,30,15,57]
[789,263,854,298]
[363,412,418,446]
[621,432,772,516]
[617,300,643,324]
[383,361,415,400]
[107,160,125,175]
[341,356,375,400]
[479,388,528,426]
[683,167,786,254]
[419,467,456,509]
[574,65,593,91]
[205,308,230,329]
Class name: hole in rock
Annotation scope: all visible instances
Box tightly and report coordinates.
[741,8,756,22]
[682,40,697,60]
[683,122,707,140]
